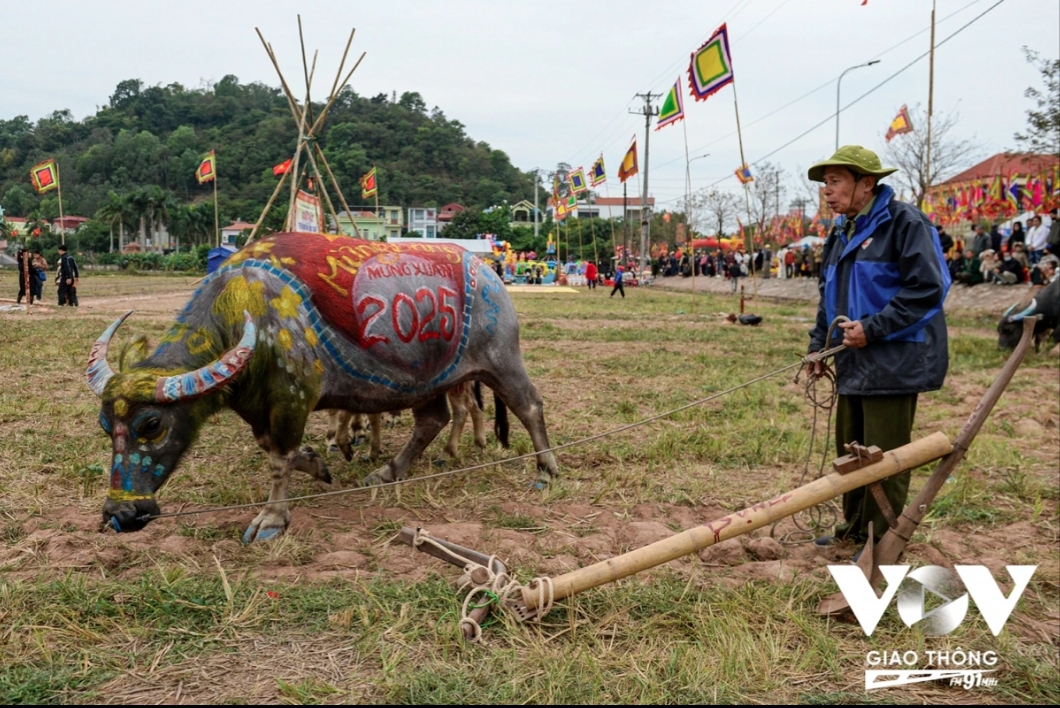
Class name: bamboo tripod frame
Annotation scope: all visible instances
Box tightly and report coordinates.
[248,19,366,241]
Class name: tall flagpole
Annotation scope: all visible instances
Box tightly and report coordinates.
[55,160,66,247]
[731,81,759,305]
[213,156,220,248]
[924,0,937,207]
[683,116,695,315]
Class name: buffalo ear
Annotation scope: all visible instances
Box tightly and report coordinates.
[119,336,150,371]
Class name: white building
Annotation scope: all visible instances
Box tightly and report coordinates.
[407,207,438,238]
[547,196,655,221]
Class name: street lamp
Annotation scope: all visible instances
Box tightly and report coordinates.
[836,60,880,150]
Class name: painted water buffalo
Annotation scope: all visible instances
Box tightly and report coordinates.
[997,277,1059,351]
[88,233,558,540]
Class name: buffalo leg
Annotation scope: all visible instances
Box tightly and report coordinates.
[491,371,559,486]
[366,413,382,460]
[363,394,450,486]
[327,410,354,461]
[444,383,471,459]
[243,448,296,543]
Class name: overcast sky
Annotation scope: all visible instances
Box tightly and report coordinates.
[3,0,1057,211]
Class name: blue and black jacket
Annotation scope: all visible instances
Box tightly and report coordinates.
[809,184,951,396]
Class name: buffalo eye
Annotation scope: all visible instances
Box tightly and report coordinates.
[135,415,165,441]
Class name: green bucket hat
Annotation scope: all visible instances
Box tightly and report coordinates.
[807,145,898,183]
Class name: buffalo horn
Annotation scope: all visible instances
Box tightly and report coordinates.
[154,312,257,402]
[1008,299,1037,323]
[87,311,134,397]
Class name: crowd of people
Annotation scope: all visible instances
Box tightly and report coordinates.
[12,244,80,306]
[945,207,1059,287]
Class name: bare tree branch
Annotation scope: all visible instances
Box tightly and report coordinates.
[1013,47,1060,157]
[883,104,980,207]
[692,189,740,237]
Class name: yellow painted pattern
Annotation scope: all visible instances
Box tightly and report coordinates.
[114,399,128,417]
[212,275,268,321]
[305,329,318,347]
[186,327,217,356]
[270,285,303,320]
[277,329,293,351]
[106,490,154,502]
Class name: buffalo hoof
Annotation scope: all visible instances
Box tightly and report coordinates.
[242,509,289,543]
[328,443,340,454]
[352,434,366,447]
[532,481,548,491]
[362,464,396,487]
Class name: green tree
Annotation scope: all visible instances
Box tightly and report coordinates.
[1014,47,1060,156]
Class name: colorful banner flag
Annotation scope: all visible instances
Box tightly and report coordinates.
[569,167,588,194]
[688,24,734,102]
[884,105,914,142]
[656,78,686,130]
[556,198,568,220]
[566,193,578,210]
[273,158,292,176]
[196,151,216,184]
[30,159,59,194]
[735,164,754,184]
[590,155,606,187]
[361,167,378,199]
[618,137,638,183]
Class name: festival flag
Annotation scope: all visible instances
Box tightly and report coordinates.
[688,24,734,102]
[566,193,578,211]
[196,151,216,184]
[590,155,606,186]
[30,159,59,194]
[555,197,568,220]
[656,78,686,130]
[618,137,639,183]
[734,164,754,184]
[1007,172,1020,207]
[361,167,378,199]
[884,105,914,142]
[272,158,292,176]
[569,167,588,194]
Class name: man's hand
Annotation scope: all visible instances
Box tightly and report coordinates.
[839,319,868,348]
[804,355,824,380]
[65,278,72,285]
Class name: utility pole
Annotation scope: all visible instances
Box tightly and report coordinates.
[630,92,661,278]
[533,168,540,241]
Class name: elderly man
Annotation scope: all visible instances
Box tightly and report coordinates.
[805,146,951,553]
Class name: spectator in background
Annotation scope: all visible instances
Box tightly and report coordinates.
[1008,220,1025,249]
[994,249,1023,285]
[15,249,36,305]
[30,247,48,302]
[954,248,983,285]
[937,226,954,257]
[1026,215,1049,264]
[584,260,597,291]
[971,224,991,257]
[57,244,80,306]
[610,265,625,298]
[1048,207,1059,255]
[979,249,1000,283]
[989,224,1004,254]
[1011,241,1030,273]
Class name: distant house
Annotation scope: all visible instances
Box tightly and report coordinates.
[220,221,257,247]
[408,207,438,237]
[508,199,539,230]
[332,209,387,240]
[437,203,465,232]
[51,216,88,235]
[3,216,29,238]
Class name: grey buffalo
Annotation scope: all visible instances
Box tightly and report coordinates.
[87,233,558,541]
[997,277,1059,351]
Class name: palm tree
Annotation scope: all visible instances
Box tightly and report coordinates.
[126,188,150,252]
[95,192,125,253]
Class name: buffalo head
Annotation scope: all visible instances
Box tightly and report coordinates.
[88,311,256,531]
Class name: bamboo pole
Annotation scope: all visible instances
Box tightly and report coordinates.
[521,432,953,610]
[56,160,66,247]
[314,144,360,238]
[213,167,220,247]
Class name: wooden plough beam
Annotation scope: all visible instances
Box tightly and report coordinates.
[399,317,1036,635]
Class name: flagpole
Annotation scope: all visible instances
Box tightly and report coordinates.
[683,116,695,316]
[730,81,759,305]
[213,159,220,248]
[56,160,66,247]
[249,163,293,241]
[923,0,937,208]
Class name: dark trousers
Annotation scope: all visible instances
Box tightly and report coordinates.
[58,283,78,306]
[587,278,596,290]
[834,393,918,542]
[610,282,624,298]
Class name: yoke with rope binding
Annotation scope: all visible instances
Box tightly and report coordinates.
[397,317,1038,642]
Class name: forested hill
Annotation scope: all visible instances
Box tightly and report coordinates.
[0,76,536,225]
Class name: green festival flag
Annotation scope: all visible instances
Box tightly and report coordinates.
[656,78,685,130]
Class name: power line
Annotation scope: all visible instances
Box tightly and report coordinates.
[653,0,1008,208]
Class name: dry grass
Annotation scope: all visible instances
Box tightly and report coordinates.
[0,275,1057,704]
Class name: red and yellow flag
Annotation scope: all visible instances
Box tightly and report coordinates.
[196,151,217,184]
[885,105,914,142]
[618,137,638,183]
[30,159,59,194]
[272,158,292,176]
[361,167,378,199]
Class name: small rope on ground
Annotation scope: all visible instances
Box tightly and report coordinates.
[413,529,554,642]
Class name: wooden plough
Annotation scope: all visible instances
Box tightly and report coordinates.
[399,318,1038,640]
